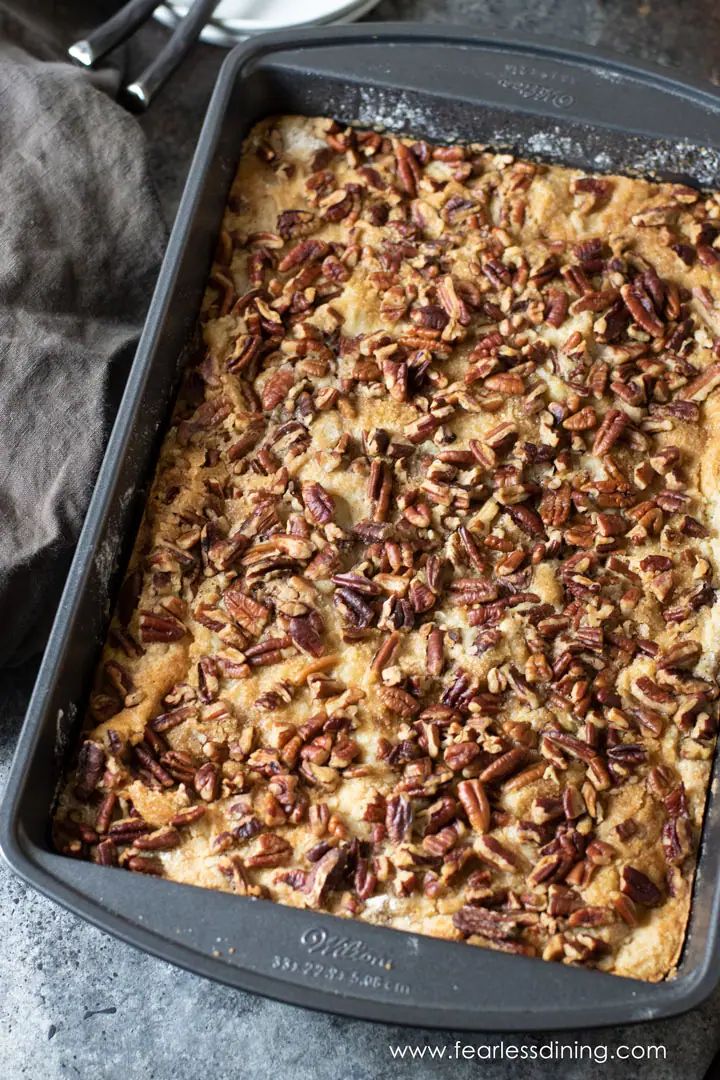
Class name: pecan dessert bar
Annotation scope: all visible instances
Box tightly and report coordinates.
[54,115,720,982]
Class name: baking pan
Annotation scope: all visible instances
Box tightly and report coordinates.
[3,25,720,1031]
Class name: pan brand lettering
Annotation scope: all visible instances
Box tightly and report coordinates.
[300,927,393,969]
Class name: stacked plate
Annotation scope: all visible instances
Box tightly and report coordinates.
[154,0,381,46]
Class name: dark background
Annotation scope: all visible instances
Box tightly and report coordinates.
[2,3,720,1077]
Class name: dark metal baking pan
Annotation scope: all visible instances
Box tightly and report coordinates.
[3,25,720,1031]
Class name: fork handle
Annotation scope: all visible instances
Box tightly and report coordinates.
[120,0,220,112]
[68,0,163,67]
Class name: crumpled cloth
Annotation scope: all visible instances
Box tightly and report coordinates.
[0,5,166,666]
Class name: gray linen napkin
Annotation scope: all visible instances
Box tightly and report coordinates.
[0,7,166,665]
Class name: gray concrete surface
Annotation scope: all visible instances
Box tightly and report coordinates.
[2,2,720,1077]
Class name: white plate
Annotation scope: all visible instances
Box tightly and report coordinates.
[155,0,380,45]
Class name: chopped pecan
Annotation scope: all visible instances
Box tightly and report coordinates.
[479,748,528,783]
[307,847,347,905]
[450,578,499,604]
[453,906,534,940]
[570,176,614,208]
[134,826,181,852]
[592,409,628,456]
[563,406,597,431]
[194,762,221,802]
[395,142,420,197]
[288,613,325,657]
[657,640,701,671]
[278,238,329,273]
[126,856,164,876]
[277,209,315,239]
[366,454,394,514]
[302,481,335,524]
[685,361,720,402]
[95,793,117,834]
[543,730,597,763]
[620,866,663,906]
[354,858,378,900]
[505,504,545,538]
[95,839,118,867]
[74,741,106,801]
[138,610,186,644]
[546,288,569,328]
[224,587,270,636]
[108,818,152,844]
[380,685,421,718]
[476,835,524,872]
[539,484,571,527]
[170,807,206,828]
[621,278,665,337]
[426,627,445,676]
[261,368,295,411]
[386,795,413,842]
[246,834,293,869]
[457,779,491,833]
[445,741,480,772]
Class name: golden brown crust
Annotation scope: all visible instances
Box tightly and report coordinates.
[54,116,720,981]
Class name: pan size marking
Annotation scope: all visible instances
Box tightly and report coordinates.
[503,62,575,85]
[270,954,411,996]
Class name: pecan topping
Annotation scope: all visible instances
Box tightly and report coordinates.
[56,114,720,985]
